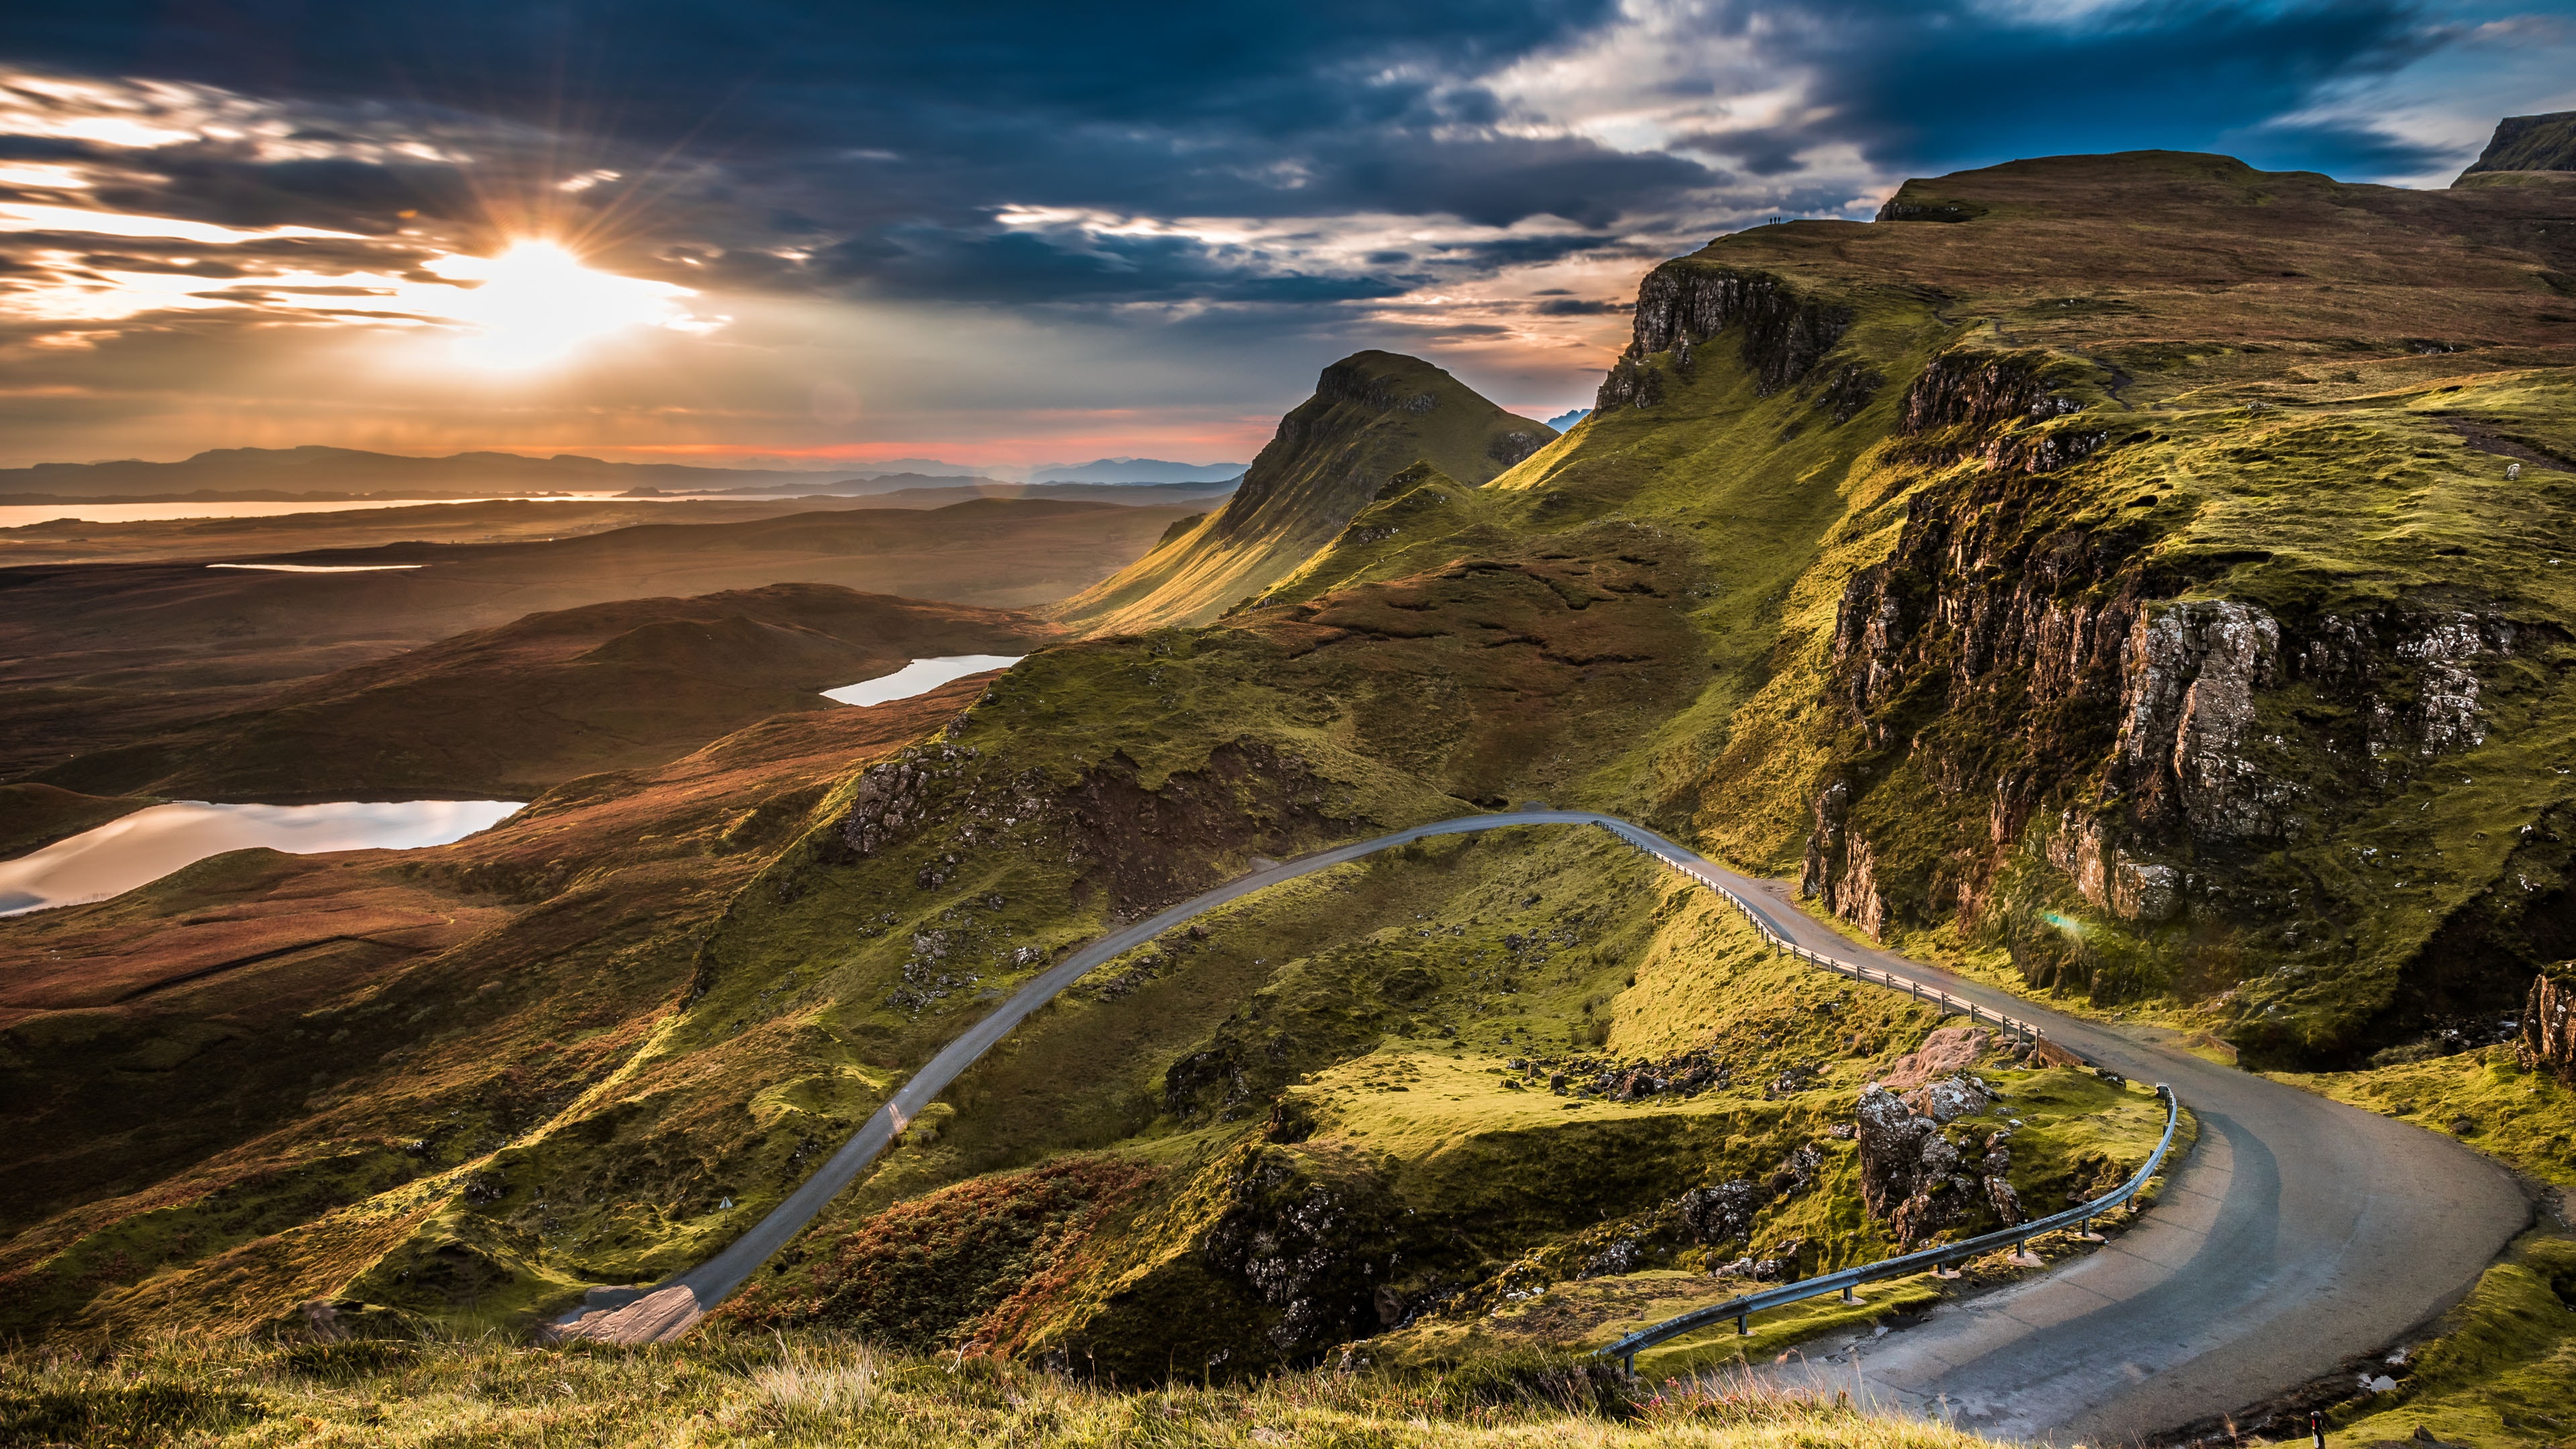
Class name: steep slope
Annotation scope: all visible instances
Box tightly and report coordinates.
[7,148,2576,1417]
[34,584,1058,801]
[0,678,983,1340]
[1256,151,2576,1054]
[1051,352,1552,632]
[2457,109,2576,182]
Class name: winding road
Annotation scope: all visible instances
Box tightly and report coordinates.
[556,810,2530,1448]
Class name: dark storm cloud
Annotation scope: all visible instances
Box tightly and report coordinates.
[3,0,1728,306]
[1423,232,1646,268]
[1678,0,2449,176]
[1529,297,1631,315]
[87,154,483,233]
[820,228,1412,307]
[1293,134,1717,229]
[0,0,2516,370]
[2216,119,2459,175]
[5,1,1646,224]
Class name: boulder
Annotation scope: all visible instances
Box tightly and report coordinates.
[1854,1083,2021,1248]
[1678,1180,1766,1248]
[1902,1073,1992,1123]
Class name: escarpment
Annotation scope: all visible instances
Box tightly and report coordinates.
[1596,262,1856,411]
[830,736,1350,914]
[1795,329,2569,1058]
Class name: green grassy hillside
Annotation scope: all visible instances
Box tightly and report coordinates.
[1053,351,1554,632]
[4,147,2573,1428]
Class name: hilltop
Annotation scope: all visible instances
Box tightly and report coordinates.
[2457,108,2576,182]
[1053,350,1554,631]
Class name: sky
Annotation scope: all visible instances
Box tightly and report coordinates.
[1,1,2571,472]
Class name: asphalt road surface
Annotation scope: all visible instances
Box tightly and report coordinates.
[557,810,2532,1449]
[1592,820,2530,1444]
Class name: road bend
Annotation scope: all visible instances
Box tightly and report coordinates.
[554,811,2530,1449]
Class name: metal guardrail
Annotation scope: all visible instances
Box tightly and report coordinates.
[1596,821,2051,1046]
[1597,1082,2180,1373]
[1586,822,2186,1375]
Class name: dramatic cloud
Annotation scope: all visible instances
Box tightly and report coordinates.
[0,0,2567,466]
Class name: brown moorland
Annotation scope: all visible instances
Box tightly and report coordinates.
[0,677,989,1337]
[0,498,1185,786]
[34,583,1059,802]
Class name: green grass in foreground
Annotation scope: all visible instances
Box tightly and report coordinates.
[2326,1232,2576,1449]
[0,1332,1996,1449]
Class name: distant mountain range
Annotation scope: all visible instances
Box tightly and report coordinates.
[847,457,1248,484]
[1026,458,1246,484]
[0,446,857,502]
[0,446,1249,504]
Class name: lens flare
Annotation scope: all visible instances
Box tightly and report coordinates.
[425,239,694,368]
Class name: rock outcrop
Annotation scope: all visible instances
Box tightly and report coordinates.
[1855,1081,2021,1247]
[1597,262,1854,410]
[1201,1144,1421,1353]
[1678,1142,1823,1259]
[2113,599,2284,841]
[2521,972,2576,1084]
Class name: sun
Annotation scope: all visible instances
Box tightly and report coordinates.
[423,239,696,368]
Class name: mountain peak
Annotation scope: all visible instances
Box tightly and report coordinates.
[1052,350,1553,631]
[2455,110,2576,184]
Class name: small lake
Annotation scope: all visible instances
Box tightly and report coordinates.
[0,498,536,529]
[824,655,1023,707]
[208,563,426,574]
[0,800,523,916]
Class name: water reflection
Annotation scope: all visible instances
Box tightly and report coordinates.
[0,799,523,916]
[207,564,425,574]
[823,655,1023,707]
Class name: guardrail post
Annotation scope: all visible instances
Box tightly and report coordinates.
[1841,1285,1857,1304]
[1736,1313,1750,1337]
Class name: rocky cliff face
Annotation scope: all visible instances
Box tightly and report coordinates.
[2523,973,2576,1084]
[1799,346,2549,1055]
[1595,262,1857,411]
[2455,109,2576,182]
[1199,1142,1425,1355]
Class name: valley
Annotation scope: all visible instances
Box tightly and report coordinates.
[5,139,2576,1449]
[0,499,1178,787]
